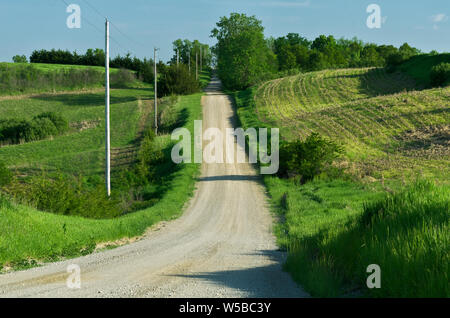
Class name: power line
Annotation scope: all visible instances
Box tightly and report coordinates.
[81,0,106,20]
[60,0,140,56]
[59,0,104,36]
[81,0,148,50]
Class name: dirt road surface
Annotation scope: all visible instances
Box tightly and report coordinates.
[0,77,307,298]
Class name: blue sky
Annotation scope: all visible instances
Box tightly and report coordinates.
[0,0,449,63]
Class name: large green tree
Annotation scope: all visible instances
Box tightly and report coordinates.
[211,13,275,90]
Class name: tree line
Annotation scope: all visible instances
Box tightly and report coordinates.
[156,39,212,97]
[22,42,214,95]
[170,39,212,71]
[211,13,422,90]
[29,49,155,83]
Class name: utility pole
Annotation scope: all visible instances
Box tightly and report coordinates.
[200,46,202,72]
[176,49,179,66]
[196,51,198,80]
[105,19,111,197]
[154,47,158,135]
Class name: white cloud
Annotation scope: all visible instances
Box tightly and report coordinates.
[261,0,311,8]
[431,13,448,23]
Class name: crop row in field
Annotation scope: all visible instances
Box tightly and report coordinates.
[253,68,450,181]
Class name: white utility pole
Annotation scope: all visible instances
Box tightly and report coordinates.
[105,19,111,197]
[177,49,179,66]
[154,47,158,135]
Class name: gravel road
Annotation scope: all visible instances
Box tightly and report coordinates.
[0,77,308,298]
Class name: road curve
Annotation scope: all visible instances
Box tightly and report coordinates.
[0,77,307,298]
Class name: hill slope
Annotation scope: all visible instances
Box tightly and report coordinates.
[398,53,450,86]
[233,66,449,297]
[253,67,450,180]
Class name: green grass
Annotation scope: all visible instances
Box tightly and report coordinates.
[1,62,119,73]
[399,53,450,86]
[0,92,202,270]
[251,67,450,181]
[0,86,153,176]
[231,66,450,297]
[284,180,449,297]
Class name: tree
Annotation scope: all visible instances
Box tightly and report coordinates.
[12,55,27,63]
[157,64,199,96]
[361,44,382,67]
[399,42,420,59]
[211,13,274,90]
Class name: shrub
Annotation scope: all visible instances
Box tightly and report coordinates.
[35,112,69,134]
[110,68,136,88]
[430,62,450,87]
[157,64,199,97]
[139,61,154,84]
[0,63,104,95]
[26,117,58,141]
[6,172,121,219]
[135,130,166,182]
[0,112,68,145]
[279,133,343,183]
[0,161,12,187]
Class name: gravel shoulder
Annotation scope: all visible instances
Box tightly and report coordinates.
[0,77,308,298]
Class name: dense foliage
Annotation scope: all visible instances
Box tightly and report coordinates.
[0,112,68,145]
[212,13,422,90]
[157,64,200,96]
[6,173,121,219]
[211,13,277,90]
[430,62,450,87]
[0,63,103,94]
[170,39,212,70]
[279,133,343,183]
[12,55,27,63]
[0,63,136,95]
[272,35,420,73]
[30,49,155,83]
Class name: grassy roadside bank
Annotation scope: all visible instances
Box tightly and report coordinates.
[230,85,449,297]
[0,92,203,271]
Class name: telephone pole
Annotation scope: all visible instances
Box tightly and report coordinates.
[196,52,198,80]
[154,47,159,135]
[177,49,179,66]
[200,47,202,72]
[105,19,111,197]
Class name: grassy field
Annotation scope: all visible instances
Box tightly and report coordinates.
[0,86,153,176]
[0,61,210,270]
[232,61,449,297]
[252,67,450,181]
[0,91,203,270]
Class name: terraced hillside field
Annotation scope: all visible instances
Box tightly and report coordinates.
[253,68,450,181]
